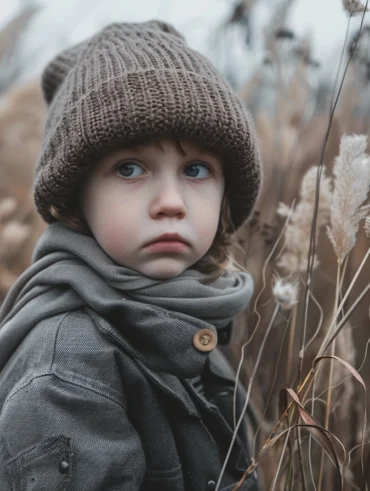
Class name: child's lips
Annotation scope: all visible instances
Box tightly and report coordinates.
[144,240,189,253]
[144,233,189,247]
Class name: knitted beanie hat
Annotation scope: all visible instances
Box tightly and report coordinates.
[34,20,262,230]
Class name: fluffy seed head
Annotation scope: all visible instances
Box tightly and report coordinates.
[277,166,332,274]
[272,276,299,310]
[342,0,369,15]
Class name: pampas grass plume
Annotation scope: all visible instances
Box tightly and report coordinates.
[277,166,332,274]
[342,0,369,15]
[327,134,370,264]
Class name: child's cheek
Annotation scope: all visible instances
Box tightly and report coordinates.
[192,193,222,249]
[197,213,220,254]
[97,205,141,263]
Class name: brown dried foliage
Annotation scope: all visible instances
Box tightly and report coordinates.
[223,14,370,491]
[0,80,46,298]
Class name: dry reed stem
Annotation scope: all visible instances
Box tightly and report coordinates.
[303,286,324,351]
[321,281,370,357]
[232,209,292,428]
[271,276,299,389]
[216,304,280,491]
[285,304,298,386]
[318,247,370,355]
[270,429,291,491]
[252,314,292,456]
[317,262,342,491]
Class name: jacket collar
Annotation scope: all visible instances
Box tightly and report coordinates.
[88,308,236,416]
[87,306,218,379]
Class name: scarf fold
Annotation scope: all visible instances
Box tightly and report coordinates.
[0,223,254,376]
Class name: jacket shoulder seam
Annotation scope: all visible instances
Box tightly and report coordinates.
[5,372,127,410]
[47,309,126,405]
[50,309,93,371]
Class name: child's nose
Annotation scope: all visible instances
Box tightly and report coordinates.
[149,181,186,218]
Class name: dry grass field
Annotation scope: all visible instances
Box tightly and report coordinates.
[0,1,370,490]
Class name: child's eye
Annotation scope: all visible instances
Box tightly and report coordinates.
[117,162,144,179]
[185,162,212,179]
[115,161,212,180]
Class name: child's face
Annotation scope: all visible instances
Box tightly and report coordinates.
[79,139,225,280]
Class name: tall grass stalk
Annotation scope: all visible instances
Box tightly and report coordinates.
[232,210,293,428]
[319,282,370,368]
[252,312,291,456]
[318,247,370,356]
[270,428,292,491]
[329,15,352,112]
[297,273,370,405]
[286,303,298,386]
[216,304,280,491]
[317,261,342,491]
[308,370,320,491]
[303,287,324,351]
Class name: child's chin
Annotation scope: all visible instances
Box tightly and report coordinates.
[139,259,189,280]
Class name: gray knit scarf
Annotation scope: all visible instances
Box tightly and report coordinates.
[0,223,254,374]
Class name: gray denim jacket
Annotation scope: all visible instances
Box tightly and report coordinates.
[0,304,257,491]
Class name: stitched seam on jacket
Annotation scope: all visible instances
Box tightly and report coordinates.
[50,312,70,372]
[145,464,182,477]
[52,366,124,402]
[4,372,127,410]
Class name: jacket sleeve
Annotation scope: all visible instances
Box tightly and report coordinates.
[0,372,147,490]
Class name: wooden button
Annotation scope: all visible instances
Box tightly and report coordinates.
[193,329,217,352]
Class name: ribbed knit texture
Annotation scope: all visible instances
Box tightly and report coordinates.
[34,20,262,229]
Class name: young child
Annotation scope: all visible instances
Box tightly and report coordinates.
[0,20,262,491]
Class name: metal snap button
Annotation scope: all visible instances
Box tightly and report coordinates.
[193,329,217,352]
[59,458,69,474]
[207,480,216,490]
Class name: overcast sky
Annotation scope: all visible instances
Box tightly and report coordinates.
[0,0,368,85]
